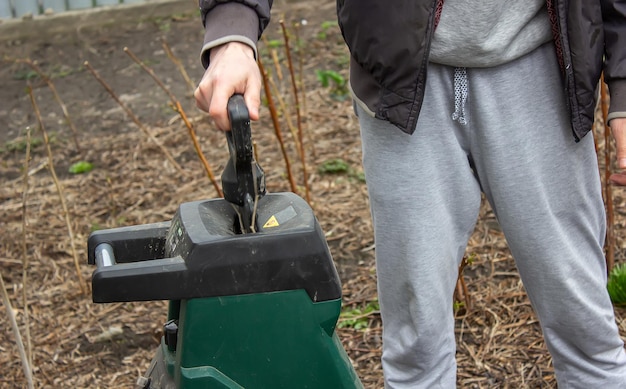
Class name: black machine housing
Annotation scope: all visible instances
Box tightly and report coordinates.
[87,192,342,303]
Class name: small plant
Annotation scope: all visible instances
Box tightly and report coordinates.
[153,17,171,32]
[317,20,337,40]
[315,69,348,99]
[335,54,350,67]
[352,171,366,182]
[318,159,366,182]
[608,263,626,306]
[13,69,38,81]
[48,64,78,79]
[68,161,94,174]
[266,39,283,48]
[318,158,349,174]
[338,299,380,330]
[3,137,42,153]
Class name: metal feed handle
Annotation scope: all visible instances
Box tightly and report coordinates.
[94,243,116,268]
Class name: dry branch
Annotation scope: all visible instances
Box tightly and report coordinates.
[293,22,315,159]
[161,38,196,95]
[280,20,311,204]
[123,47,223,197]
[261,36,301,154]
[258,59,299,194]
[27,85,87,295]
[0,271,34,389]
[83,61,185,176]
[265,70,300,152]
[11,58,82,153]
[20,126,33,367]
[455,255,473,313]
[175,100,223,197]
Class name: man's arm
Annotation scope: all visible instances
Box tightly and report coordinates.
[609,118,626,185]
[601,0,626,184]
[195,1,273,130]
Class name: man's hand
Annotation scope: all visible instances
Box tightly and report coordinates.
[194,41,262,131]
[610,117,626,186]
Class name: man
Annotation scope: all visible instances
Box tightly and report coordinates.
[194,0,626,387]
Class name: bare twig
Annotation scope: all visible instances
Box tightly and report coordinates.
[20,126,33,367]
[271,49,284,80]
[12,58,82,153]
[124,47,177,102]
[1,271,34,389]
[263,38,302,158]
[600,75,615,273]
[261,36,301,153]
[266,71,301,153]
[281,20,311,203]
[293,21,315,159]
[27,85,87,295]
[161,38,195,95]
[261,35,284,81]
[83,61,185,176]
[258,59,298,194]
[175,101,223,197]
[123,47,223,197]
[455,255,472,312]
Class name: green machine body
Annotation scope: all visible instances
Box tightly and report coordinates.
[87,192,363,389]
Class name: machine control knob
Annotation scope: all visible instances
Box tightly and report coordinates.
[164,320,178,352]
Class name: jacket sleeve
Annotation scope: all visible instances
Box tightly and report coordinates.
[601,0,626,122]
[199,0,273,68]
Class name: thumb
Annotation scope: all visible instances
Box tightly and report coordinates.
[244,89,261,121]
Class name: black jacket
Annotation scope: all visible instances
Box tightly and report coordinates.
[200,0,626,140]
[337,0,626,140]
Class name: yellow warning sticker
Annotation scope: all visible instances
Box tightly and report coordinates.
[262,206,297,229]
[263,215,280,228]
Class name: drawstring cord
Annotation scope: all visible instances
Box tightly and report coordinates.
[452,67,468,125]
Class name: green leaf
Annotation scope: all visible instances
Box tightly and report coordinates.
[608,263,626,305]
[267,39,283,48]
[338,299,380,330]
[69,161,94,174]
[13,70,39,81]
[318,158,349,175]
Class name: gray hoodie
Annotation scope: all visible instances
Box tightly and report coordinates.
[429,0,552,67]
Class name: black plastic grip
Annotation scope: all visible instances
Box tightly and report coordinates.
[222,95,266,233]
[223,94,256,207]
[226,94,253,179]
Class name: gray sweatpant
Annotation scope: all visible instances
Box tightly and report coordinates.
[357,43,626,388]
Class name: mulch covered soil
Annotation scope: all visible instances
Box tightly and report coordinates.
[2,2,626,388]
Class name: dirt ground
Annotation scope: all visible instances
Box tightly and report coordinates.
[1,1,626,388]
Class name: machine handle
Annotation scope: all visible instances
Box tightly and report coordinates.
[226,94,253,178]
[222,94,266,232]
[87,222,190,303]
[87,221,170,265]
[224,94,255,207]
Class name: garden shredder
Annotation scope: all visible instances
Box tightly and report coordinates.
[87,95,364,389]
